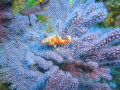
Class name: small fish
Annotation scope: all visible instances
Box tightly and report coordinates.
[42,34,72,48]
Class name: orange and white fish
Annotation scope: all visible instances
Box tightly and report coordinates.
[42,34,72,48]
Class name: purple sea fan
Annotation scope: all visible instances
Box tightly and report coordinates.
[0,0,120,90]
[43,0,120,86]
[64,27,120,82]
[59,60,112,81]
[0,41,79,90]
[47,0,108,36]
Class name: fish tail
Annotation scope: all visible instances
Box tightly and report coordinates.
[67,35,72,42]
[63,35,72,43]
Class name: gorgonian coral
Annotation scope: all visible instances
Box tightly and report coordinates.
[0,0,13,43]
[0,0,120,90]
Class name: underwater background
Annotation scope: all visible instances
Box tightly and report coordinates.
[0,0,120,90]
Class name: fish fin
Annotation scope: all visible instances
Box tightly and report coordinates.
[54,44,57,49]
[56,47,59,51]
[54,34,61,40]
[54,44,59,50]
